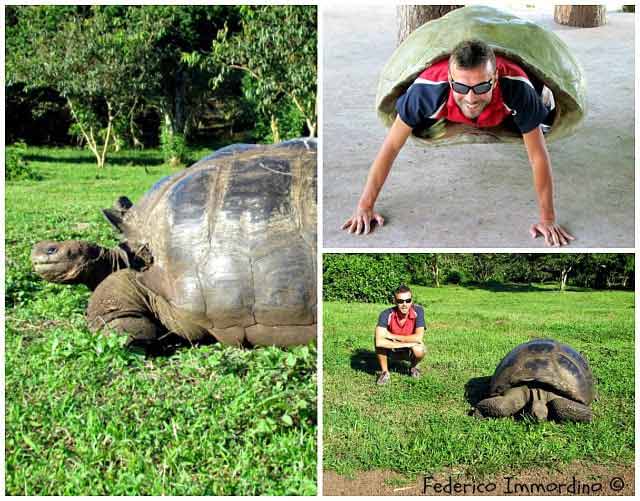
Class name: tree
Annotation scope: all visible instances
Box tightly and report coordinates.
[7,6,170,167]
[125,6,239,139]
[7,6,239,163]
[536,254,587,291]
[396,5,462,45]
[187,5,317,142]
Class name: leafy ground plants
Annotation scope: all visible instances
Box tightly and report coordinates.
[5,147,317,495]
[323,285,634,478]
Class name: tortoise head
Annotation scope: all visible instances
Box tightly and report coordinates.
[31,240,113,290]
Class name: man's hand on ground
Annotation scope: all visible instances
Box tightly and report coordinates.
[341,207,385,235]
[529,222,575,247]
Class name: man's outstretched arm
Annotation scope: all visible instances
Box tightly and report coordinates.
[522,126,575,246]
[342,115,413,235]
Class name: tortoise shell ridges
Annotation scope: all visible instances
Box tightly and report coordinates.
[490,339,595,405]
[31,138,317,349]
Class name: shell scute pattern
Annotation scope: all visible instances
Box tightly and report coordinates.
[121,139,317,329]
[490,339,594,404]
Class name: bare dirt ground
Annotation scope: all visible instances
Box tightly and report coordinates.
[322,6,634,248]
[323,462,634,496]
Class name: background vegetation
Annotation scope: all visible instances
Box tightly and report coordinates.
[323,253,634,304]
[5,149,317,494]
[6,5,317,168]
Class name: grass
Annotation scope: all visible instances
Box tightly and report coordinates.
[323,284,634,477]
[5,146,317,495]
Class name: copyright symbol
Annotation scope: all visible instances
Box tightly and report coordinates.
[609,477,624,492]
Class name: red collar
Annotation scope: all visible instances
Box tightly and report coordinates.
[394,305,417,320]
[444,81,509,128]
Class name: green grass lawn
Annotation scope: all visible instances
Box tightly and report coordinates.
[5,147,317,495]
[323,285,634,477]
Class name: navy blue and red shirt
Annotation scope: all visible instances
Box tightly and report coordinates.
[396,56,549,134]
[377,304,426,336]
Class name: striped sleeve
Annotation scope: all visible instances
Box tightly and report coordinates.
[500,76,550,134]
[415,305,426,329]
[377,308,392,328]
[395,80,449,129]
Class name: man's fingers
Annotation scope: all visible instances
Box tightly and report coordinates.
[540,226,551,246]
[341,218,353,230]
[374,213,385,227]
[363,216,371,235]
[558,232,568,246]
[558,226,575,241]
[550,228,560,247]
[355,218,363,235]
[529,224,539,238]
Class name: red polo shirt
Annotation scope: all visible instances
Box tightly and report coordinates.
[377,305,426,336]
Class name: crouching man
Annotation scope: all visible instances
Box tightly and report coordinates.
[375,285,426,385]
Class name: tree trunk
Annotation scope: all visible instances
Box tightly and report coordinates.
[554,5,607,27]
[560,266,572,291]
[397,5,463,45]
[174,68,187,136]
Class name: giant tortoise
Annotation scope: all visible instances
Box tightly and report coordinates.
[376,5,586,146]
[31,139,317,351]
[475,339,595,422]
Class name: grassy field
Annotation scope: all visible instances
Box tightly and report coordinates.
[5,147,317,495]
[323,284,634,477]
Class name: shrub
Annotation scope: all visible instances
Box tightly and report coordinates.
[444,269,465,285]
[160,124,189,167]
[5,142,40,181]
[323,254,411,303]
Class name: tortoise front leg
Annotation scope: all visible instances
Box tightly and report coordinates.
[548,396,593,422]
[87,269,166,354]
[476,386,529,418]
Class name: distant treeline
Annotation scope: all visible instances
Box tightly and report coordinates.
[323,254,634,303]
[6,5,317,162]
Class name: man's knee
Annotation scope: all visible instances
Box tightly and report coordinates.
[375,346,389,357]
[412,344,426,361]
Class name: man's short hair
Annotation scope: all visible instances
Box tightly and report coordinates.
[394,284,412,297]
[449,40,496,73]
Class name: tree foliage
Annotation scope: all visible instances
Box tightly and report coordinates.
[324,254,634,302]
[6,6,239,163]
[186,5,317,142]
[323,254,411,303]
[7,6,169,167]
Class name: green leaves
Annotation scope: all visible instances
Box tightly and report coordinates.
[323,254,412,303]
[196,6,317,141]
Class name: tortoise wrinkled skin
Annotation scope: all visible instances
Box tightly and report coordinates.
[32,139,317,349]
[376,5,587,146]
[475,339,595,422]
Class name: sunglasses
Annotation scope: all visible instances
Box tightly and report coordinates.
[395,298,412,304]
[449,75,494,95]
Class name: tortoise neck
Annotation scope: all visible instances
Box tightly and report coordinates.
[79,246,130,291]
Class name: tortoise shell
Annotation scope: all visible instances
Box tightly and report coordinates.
[112,139,317,330]
[489,339,595,404]
[376,5,586,146]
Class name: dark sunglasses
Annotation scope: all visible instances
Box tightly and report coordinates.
[395,298,412,304]
[449,76,494,95]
